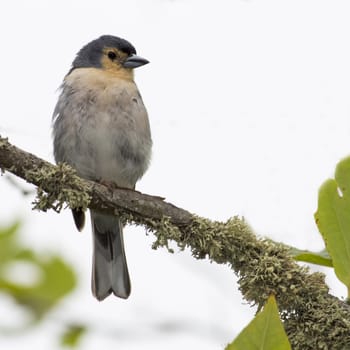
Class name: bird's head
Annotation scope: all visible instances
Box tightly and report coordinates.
[71,35,149,80]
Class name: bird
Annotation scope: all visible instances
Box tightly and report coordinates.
[52,35,152,301]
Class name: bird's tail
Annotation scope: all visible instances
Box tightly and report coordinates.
[90,211,131,301]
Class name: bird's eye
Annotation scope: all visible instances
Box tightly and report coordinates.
[107,51,117,60]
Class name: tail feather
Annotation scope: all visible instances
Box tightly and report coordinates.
[90,211,131,301]
[72,208,85,232]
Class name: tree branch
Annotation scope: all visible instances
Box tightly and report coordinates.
[0,136,192,225]
[1,135,350,349]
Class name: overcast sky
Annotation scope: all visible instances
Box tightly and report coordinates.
[1,0,350,349]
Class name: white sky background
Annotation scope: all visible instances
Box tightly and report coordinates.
[0,0,350,348]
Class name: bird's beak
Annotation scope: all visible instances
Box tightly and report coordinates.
[123,54,149,68]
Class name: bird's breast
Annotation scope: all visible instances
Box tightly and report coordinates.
[53,68,152,188]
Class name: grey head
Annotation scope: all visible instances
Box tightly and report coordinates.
[71,35,148,71]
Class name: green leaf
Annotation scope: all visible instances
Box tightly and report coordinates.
[0,221,77,320]
[0,221,21,264]
[290,247,333,267]
[315,156,350,295]
[60,324,86,348]
[1,255,76,319]
[226,295,291,350]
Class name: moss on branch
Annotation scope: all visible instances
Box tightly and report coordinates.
[1,135,350,349]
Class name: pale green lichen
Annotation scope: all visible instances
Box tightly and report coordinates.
[26,163,91,212]
[9,144,350,348]
[129,214,350,349]
[0,135,9,146]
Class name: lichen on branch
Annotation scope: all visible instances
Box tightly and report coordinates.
[1,135,350,349]
[27,162,91,212]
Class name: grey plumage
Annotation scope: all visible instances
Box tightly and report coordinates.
[91,212,130,300]
[52,35,152,300]
[53,71,151,185]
